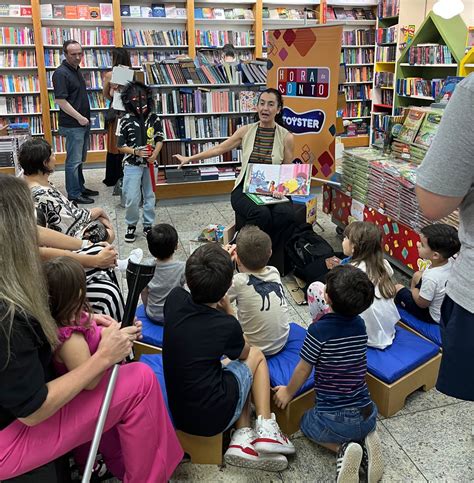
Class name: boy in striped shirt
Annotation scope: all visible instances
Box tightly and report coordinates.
[273,265,384,483]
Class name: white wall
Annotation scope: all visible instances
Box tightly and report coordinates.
[425,0,474,26]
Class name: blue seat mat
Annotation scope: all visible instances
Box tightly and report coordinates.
[367,326,439,384]
[140,354,171,418]
[397,307,442,347]
[136,304,164,347]
[267,323,314,397]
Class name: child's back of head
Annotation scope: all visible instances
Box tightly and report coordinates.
[344,221,396,299]
[420,223,460,260]
[186,243,234,304]
[326,265,375,317]
[147,223,178,261]
[236,225,272,271]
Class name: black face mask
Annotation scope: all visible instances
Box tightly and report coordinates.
[129,89,149,117]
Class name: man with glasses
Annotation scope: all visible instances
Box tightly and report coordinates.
[52,40,98,204]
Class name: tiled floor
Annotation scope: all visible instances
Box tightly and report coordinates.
[51,168,473,482]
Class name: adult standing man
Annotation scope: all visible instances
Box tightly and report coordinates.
[416,74,474,402]
[52,40,98,204]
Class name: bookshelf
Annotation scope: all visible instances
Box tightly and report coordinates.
[394,11,467,112]
[459,46,474,76]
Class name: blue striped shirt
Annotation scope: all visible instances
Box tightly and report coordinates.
[300,313,372,412]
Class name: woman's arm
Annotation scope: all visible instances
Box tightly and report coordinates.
[102,71,114,101]
[283,132,295,164]
[38,226,82,250]
[39,245,118,269]
[19,322,138,426]
[173,125,248,167]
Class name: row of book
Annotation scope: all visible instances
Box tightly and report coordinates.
[0,95,41,114]
[157,141,241,167]
[0,50,36,68]
[395,77,443,98]
[0,27,34,46]
[198,50,253,64]
[380,89,394,105]
[263,8,317,20]
[121,4,186,19]
[7,117,43,135]
[0,74,39,93]
[0,5,31,17]
[375,71,394,88]
[42,27,115,46]
[131,50,183,67]
[376,45,397,62]
[41,3,113,20]
[51,111,105,131]
[195,8,253,20]
[376,25,398,45]
[52,133,106,152]
[326,7,375,21]
[344,84,372,101]
[345,66,373,83]
[342,49,374,65]
[48,92,107,110]
[195,31,255,48]
[83,71,106,89]
[343,103,371,118]
[122,29,186,47]
[162,114,254,140]
[408,44,453,65]
[158,166,238,184]
[377,0,399,19]
[44,49,112,69]
[342,29,375,46]
[155,89,258,116]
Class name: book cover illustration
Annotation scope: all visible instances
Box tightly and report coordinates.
[244,163,311,196]
[413,110,443,149]
[397,109,425,144]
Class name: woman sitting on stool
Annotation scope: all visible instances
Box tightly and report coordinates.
[174,88,296,252]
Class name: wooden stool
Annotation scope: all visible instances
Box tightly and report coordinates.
[133,340,162,360]
[176,431,224,465]
[271,389,315,435]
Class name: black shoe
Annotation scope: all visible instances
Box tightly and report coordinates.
[125,225,137,243]
[83,187,99,197]
[143,225,152,237]
[69,195,94,205]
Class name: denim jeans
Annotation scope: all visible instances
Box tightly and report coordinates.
[59,126,90,199]
[122,163,155,227]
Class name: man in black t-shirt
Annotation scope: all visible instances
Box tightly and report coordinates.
[163,243,295,472]
[52,40,98,204]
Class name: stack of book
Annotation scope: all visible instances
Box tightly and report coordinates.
[122,29,186,47]
[408,44,453,65]
[0,95,40,114]
[395,77,443,98]
[195,7,253,20]
[327,7,375,20]
[376,25,398,44]
[0,134,29,170]
[40,3,113,20]
[343,29,375,45]
[376,45,397,62]
[8,117,42,135]
[195,30,254,48]
[199,166,219,181]
[377,0,399,18]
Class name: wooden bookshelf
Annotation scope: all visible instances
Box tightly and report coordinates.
[155,179,235,199]
[459,46,474,76]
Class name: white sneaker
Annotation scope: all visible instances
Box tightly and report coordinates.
[224,427,288,472]
[117,248,143,271]
[336,442,363,483]
[361,430,384,483]
[253,413,296,455]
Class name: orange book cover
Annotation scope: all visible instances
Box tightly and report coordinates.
[77,5,89,19]
[89,6,100,19]
[65,5,78,18]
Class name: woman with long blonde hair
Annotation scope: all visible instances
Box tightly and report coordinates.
[0,175,183,481]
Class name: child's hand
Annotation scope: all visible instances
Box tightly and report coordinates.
[411,270,423,288]
[217,295,233,315]
[325,256,341,270]
[133,317,143,340]
[272,386,293,410]
[223,243,237,260]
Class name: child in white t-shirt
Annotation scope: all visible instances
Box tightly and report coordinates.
[226,226,289,356]
[395,224,460,323]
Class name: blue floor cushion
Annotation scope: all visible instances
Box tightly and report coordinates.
[397,307,442,347]
[136,304,164,347]
[140,353,171,418]
[367,326,440,384]
[267,323,314,398]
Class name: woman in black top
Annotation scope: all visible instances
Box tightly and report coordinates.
[0,175,183,481]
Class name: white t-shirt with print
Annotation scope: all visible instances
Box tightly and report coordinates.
[227,266,290,356]
[353,260,399,349]
[420,259,453,323]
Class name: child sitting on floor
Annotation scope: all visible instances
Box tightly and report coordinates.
[226,225,289,356]
[273,265,384,483]
[309,221,399,349]
[163,243,295,471]
[141,223,186,324]
[395,223,460,323]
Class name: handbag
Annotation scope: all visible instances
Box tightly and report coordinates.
[82,220,109,244]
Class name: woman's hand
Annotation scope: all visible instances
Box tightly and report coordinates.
[95,245,118,268]
[97,321,135,366]
[173,154,191,168]
[94,313,116,327]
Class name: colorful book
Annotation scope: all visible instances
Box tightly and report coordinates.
[246,193,290,205]
[20,5,32,16]
[77,5,89,19]
[151,3,165,17]
[141,6,152,17]
[65,5,78,18]
[413,109,443,149]
[121,4,131,16]
[40,3,53,18]
[244,163,311,196]
[397,108,425,144]
[130,5,141,17]
[53,4,64,18]
[9,5,20,16]
[100,3,113,19]
[89,6,100,19]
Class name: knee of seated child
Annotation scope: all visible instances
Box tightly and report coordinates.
[243,345,265,367]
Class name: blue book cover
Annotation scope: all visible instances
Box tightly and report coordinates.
[194,7,203,18]
[151,4,165,17]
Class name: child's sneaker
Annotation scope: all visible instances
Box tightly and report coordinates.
[336,442,363,483]
[253,413,295,455]
[125,226,136,243]
[117,248,143,271]
[361,430,384,483]
[143,225,152,237]
[224,427,288,472]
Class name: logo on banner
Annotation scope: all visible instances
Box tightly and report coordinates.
[282,107,325,135]
[277,67,330,99]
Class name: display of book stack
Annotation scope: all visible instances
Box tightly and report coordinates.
[121,3,186,18]
[195,7,253,20]
[40,3,114,20]
[165,167,201,183]
[0,133,29,170]
[327,7,375,21]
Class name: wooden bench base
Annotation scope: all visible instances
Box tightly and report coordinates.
[271,389,315,435]
[366,352,442,417]
[133,341,162,360]
[176,431,223,465]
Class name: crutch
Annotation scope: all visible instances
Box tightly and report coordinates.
[82,259,156,483]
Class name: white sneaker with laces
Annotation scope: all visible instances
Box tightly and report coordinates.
[361,430,384,483]
[117,248,143,271]
[336,442,363,483]
[253,413,296,455]
[224,427,288,472]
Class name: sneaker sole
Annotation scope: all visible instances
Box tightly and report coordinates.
[337,444,362,483]
[224,454,288,472]
[366,432,384,483]
[254,442,296,455]
[125,238,136,243]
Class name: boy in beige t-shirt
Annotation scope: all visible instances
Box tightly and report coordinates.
[226,226,289,356]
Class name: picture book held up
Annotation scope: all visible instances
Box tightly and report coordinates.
[244,163,311,196]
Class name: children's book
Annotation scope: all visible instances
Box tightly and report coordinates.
[397,108,425,144]
[435,76,464,103]
[165,5,177,17]
[65,5,78,18]
[244,163,311,196]
[246,193,290,205]
[141,6,152,17]
[89,6,100,18]
[77,5,89,19]
[53,4,65,18]
[40,3,53,18]
[100,3,113,19]
[130,5,141,17]
[412,109,443,149]
[151,3,165,17]
[120,4,130,16]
